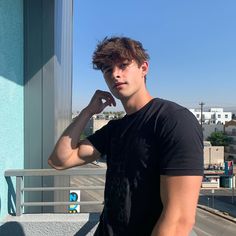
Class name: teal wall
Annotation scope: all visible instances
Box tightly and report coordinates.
[0,0,24,219]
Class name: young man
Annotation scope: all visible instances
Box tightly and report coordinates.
[48,36,203,236]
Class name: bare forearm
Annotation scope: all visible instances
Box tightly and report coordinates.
[48,107,92,167]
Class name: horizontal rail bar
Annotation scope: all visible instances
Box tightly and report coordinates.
[201,187,233,190]
[22,201,103,206]
[5,168,106,177]
[5,168,107,215]
[23,186,105,191]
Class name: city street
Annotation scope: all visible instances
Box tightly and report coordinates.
[199,188,236,215]
[194,208,236,236]
[70,164,236,235]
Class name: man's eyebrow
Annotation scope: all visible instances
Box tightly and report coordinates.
[101,65,112,73]
[101,59,132,72]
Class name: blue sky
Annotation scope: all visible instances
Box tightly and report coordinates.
[72,0,236,112]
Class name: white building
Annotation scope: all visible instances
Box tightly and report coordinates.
[189,108,232,125]
[202,124,224,140]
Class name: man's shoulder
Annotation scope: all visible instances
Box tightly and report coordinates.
[151,97,187,117]
[153,97,186,112]
[151,98,198,125]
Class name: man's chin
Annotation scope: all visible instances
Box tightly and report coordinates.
[112,92,127,101]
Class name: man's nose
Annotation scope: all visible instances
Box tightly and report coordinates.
[112,66,122,78]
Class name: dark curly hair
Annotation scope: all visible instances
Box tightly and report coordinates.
[92,36,150,72]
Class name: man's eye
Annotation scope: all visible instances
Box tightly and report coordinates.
[103,68,112,74]
[120,63,128,70]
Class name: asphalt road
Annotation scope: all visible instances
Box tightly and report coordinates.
[194,208,236,236]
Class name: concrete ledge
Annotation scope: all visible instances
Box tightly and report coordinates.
[0,212,199,236]
[0,213,100,236]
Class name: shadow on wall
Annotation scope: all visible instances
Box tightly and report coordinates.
[74,212,99,236]
[0,0,24,86]
[0,222,25,236]
[5,177,16,215]
[0,0,55,86]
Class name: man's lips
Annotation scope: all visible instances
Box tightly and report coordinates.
[113,82,127,89]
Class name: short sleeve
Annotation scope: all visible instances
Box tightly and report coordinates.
[87,121,112,155]
[159,109,204,176]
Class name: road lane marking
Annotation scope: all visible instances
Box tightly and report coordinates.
[193,225,213,236]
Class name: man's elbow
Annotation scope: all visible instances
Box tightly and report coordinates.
[151,215,195,236]
[167,215,195,235]
[177,216,195,234]
[48,156,68,170]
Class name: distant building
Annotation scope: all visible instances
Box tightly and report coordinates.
[202,124,224,140]
[84,117,110,136]
[79,112,125,136]
[189,108,232,125]
[203,144,224,168]
[202,142,235,188]
[224,120,236,163]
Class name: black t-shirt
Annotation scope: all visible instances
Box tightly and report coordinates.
[88,98,203,236]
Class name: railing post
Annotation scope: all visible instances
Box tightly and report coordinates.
[16,176,23,216]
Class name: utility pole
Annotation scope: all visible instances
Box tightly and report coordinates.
[199,102,205,127]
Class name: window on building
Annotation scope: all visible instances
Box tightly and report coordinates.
[225,114,228,118]
[218,114,221,118]
[196,114,200,118]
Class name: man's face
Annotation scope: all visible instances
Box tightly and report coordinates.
[102,59,148,100]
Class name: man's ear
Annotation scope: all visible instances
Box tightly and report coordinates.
[141,61,149,76]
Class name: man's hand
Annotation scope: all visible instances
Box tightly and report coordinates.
[86,90,116,115]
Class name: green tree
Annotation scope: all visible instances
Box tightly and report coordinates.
[207,131,232,146]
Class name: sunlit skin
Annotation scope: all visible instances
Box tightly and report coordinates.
[102,59,152,114]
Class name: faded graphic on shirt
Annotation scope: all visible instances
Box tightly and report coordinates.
[104,171,131,233]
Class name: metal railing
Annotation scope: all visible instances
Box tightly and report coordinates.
[4,168,106,216]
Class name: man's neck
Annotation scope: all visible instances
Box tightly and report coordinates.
[121,90,153,115]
